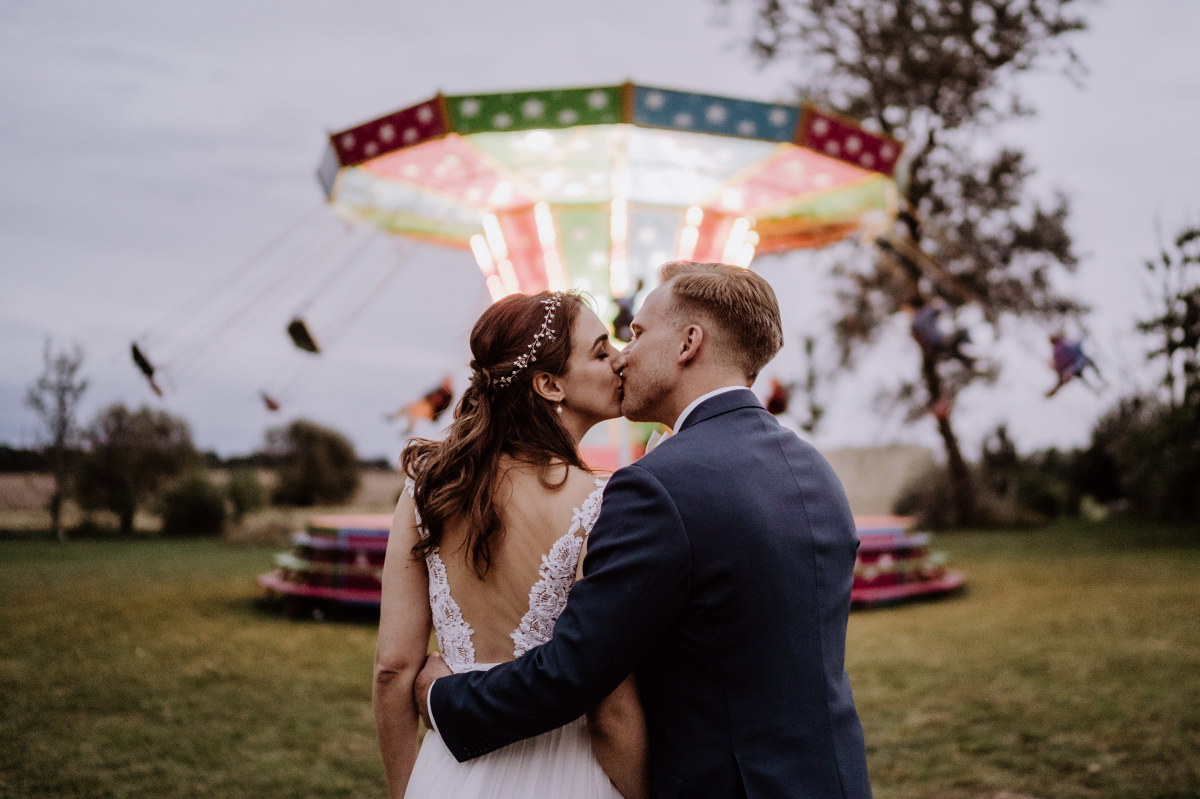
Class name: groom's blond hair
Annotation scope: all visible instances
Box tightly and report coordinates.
[658,261,783,380]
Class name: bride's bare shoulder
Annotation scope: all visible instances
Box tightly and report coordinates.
[497,457,603,510]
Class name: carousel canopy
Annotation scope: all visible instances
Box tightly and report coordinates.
[319,82,902,316]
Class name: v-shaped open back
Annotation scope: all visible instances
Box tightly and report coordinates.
[405,474,606,673]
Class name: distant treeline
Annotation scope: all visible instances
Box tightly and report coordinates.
[0,445,56,472]
[1,445,392,474]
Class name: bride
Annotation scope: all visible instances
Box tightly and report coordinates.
[373,291,649,799]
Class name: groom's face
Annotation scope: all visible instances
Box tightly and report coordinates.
[616,282,679,426]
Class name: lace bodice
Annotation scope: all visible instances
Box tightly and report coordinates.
[404,476,607,672]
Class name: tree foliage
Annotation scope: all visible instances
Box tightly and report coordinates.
[737,0,1088,524]
[1137,225,1200,409]
[24,340,88,541]
[161,472,227,536]
[76,404,198,534]
[226,467,267,523]
[267,419,360,507]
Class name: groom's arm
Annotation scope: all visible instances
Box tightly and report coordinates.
[427,464,691,762]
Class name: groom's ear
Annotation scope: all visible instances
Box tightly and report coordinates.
[677,324,704,365]
[531,372,566,403]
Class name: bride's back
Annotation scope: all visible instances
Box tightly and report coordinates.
[433,459,603,666]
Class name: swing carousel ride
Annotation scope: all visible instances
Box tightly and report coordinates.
[131,82,902,412]
[232,80,961,609]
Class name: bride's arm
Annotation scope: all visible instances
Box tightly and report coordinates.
[576,536,650,799]
[373,491,433,799]
[587,674,650,799]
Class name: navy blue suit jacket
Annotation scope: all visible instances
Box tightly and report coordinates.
[429,389,871,799]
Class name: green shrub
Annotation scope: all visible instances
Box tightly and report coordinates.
[1099,396,1200,522]
[267,419,360,507]
[226,468,266,522]
[893,463,1045,530]
[160,473,226,536]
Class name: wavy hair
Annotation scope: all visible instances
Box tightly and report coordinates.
[400,291,587,576]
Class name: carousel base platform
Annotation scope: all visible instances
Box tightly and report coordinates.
[259,513,964,610]
[850,515,964,606]
[257,514,391,607]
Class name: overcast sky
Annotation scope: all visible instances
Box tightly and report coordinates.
[2,0,1198,461]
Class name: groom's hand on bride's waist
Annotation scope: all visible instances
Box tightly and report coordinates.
[414,652,452,728]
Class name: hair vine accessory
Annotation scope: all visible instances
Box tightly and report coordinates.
[497,293,564,388]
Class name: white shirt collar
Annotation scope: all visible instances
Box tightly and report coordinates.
[673,385,747,432]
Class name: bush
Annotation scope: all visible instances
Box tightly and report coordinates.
[895,425,1070,529]
[267,419,360,507]
[893,463,1045,530]
[226,468,266,522]
[1098,396,1200,522]
[160,473,227,536]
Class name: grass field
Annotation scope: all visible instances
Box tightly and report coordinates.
[1,521,1196,799]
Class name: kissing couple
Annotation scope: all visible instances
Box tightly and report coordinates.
[374,261,871,799]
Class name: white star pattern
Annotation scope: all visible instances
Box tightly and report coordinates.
[365,142,379,157]
[522,99,545,119]
[824,140,841,156]
[706,104,728,124]
[403,127,418,143]
[737,119,757,136]
[673,112,693,127]
[379,124,395,143]
[769,108,789,127]
[460,99,480,117]
[587,90,608,109]
[860,152,876,168]
[812,118,830,136]
[340,133,355,149]
[493,113,513,128]
[880,144,895,161]
[558,108,579,125]
[845,135,862,154]
[416,105,434,124]
[645,91,665,110]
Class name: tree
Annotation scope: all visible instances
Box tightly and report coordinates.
[1093,222,1200,522]
[76,404,198,534]
[267,419,360,507]
[1138,224,1200,409]
[24,340,88,541]
[737,0,1088,525]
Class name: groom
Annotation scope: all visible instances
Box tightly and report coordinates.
[416,261,871,798]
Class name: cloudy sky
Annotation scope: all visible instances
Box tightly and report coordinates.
[2,0,1198,461]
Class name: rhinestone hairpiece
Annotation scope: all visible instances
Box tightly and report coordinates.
[496,294,564,388]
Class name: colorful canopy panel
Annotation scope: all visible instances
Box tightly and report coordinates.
[319,83,902,317]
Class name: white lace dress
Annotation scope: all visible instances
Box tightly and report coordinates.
[402,477,621,799]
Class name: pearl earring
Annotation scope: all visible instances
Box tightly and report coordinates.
[555,404,563,415]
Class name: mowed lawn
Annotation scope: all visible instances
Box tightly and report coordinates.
[1,522,1197,799]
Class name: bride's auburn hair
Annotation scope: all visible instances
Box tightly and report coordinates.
[401,291,588,576]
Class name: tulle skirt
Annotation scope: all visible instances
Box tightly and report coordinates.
[404,716,623,799]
